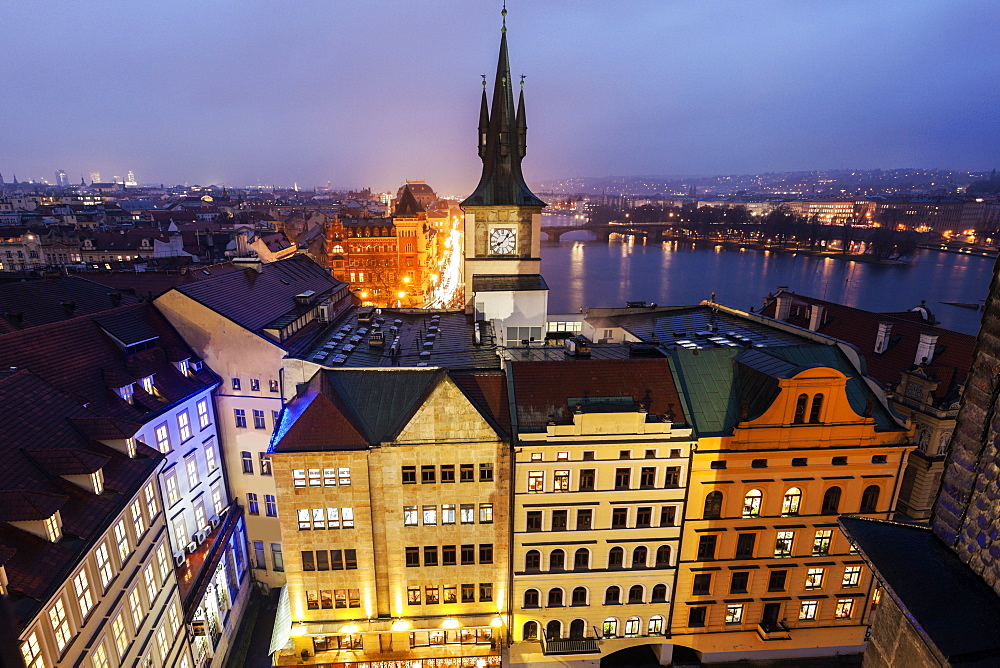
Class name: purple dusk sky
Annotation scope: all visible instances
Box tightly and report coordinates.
[2,1,998,195]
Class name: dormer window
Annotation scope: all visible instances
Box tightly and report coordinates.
[126,437,136,458]
[119,383,134,404]
[43,512,62,542]
[91,469,105,495]
[141,375,155,395]
[177,358,190,376]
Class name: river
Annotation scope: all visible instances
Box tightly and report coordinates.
[539,215,996,336]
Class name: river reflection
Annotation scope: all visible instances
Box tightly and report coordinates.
[539,225,995,335]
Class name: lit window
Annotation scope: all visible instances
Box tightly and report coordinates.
[49,598,71,651]
[205,440,218,471]
[442,504,455,524]
[259,453,272,475]
[461,504,475,524]
[835,598,855,619]
[126,436,136,458]
[527,470,544,492]
[91,469,105,495]
[308,468,321,486]
[144,483,158,517]
[339,468,351,485]
[144,565,157,602]
[782,487,802,515]
[813,529,833,555]
[141,375,155,395]
[114,519,131,562]
[197,398,211,428]
[211,483,224,515]
[250,378,260,392]
[112,613,129,657]
[805,567,825,589]
[774,531,794,558]
[43,512,61,542]
[20,631,42,668]
[479,503,493,523]
[119,384,134,404]
[554,470,570,491]
[725,604,744,624]
[92,644,110,668]
[185,453,199,487]
[842,566,862,588]
[155,423,170,453]
[164,470,180,505]
[293,469,306,487]
[403,506,418,526]
[423,505,437,525]
[74,569,94,617]
[177,410,192,441]
[742,489,762,518]
[131,499,146,536]
[798,600,818,621]
[129,586,144,628]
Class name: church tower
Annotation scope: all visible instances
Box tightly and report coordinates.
[462,8,548,347]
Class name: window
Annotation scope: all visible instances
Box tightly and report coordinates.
[554,469,570,491]
[577,508,593,530]
[813,530,833,555]
[611,507,628,528]
[664,466,680,487]
[660,506,677,526]
[809,394,824,423]
[250,378,260,392]
[241,451,253,474]
[525,550,540,570]
[782,487,802,516]
[574,548,590,570]
[872,454,888,464]
[835,598,855,619]
[460,464,474,481]
[131,499,146,537]
[128,586,144,628]
[692,573,712,595]
[805,567,825,590]
[648,614,664,634]
[155,423,170,453]
[421,465,436,483]
[654,544,671,567]
[480,463,493,481]
[441,464,455,482]
[688,606,707,627]
[774,531,794,557]
[523,621,538,641]
[177,410,192,441]
[735,532,756,559]
[793,393,808,423]
[636,506,652,527]
[402,466,416,483]
[697,534,718,559]
[461,544,475,565]
[234,409,246,428]
[422,505,437,525]
[269,379,280,392]
[407,586,421,605]
[21,631,43,668]
[792,457,808,466]
[799,600,818,621]
[551,509,567,530]
[232,378,241,391]
[443,585,457,603]
[49,598,71,652]
[524,589,540,608]
[527,470,544,492]
[628,585,644,604]
[442,545,456,566]
[726,604,744,624]
[114,519,131,562]
[743,489,763,518]
[579,469,595,490]
[342,507,354,528]
[822,486,841,514]
[92,644,110,668]
[526,511,542,531]
[547,588,564,607]
[405,547,420,567]
[640,467,656,488]
[582,451,595,460]
[619,449,630,459]
[345,549,358,569]
[112,613,129,657]
[632,546,647,568]
[557,451,570,460]
[293,469,306,487]
[253,409,266,429]
[205,440,218,471]
[751,458,767,468]
[832,456,848,466]
[860,485,881,512]
[651,584,668,603]
[614,468,631,489]
[710,460,727,469]
[254,541,266,569]
[549,549,565,570]
[842,566,862,588]
[608,547,624,569]
[186,453,199,487]
[442,504,456,525]
[309,469,321,486]
[75,569,95,617]
[461,504,475,524]
[572,586,588,606]
[247,493,259,515]
[480,582,493,602]
[265,494,277,517]
[704,491,723,519]
[604,586,621,604]
[479,544,493,564]
[424,546,438,566]
[730,570,750,594]
[259,453,272,475]
[768,569,787,592]
[302,551,315,571]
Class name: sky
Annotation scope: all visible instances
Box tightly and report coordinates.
[2,1,998,195]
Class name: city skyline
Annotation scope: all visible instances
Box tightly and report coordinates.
[3,1,998,194]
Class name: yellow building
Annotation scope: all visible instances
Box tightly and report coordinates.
[267,367,509,667]
[668,344,910,662]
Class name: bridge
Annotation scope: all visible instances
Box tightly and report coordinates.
[541,221,681,242]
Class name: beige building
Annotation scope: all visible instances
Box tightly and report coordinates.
[267,367,509,667]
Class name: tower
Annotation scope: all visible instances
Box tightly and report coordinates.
[461,8,548,347]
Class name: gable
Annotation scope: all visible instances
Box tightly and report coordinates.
[394,375,503,444]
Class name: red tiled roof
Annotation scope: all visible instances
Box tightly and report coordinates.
[0,491,68,522]
[452,371,510,437]
[510,359,686,429]
[271,389,368,453]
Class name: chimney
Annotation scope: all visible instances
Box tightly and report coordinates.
[808,304,825,331]
[874,322,892,354]
[775,294,792,321]
[915,332,938,365]
[233,256,263,273]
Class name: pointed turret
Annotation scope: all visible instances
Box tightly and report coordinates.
[516,80,527,159]
[462,9,544,208]
[394,184,425,217]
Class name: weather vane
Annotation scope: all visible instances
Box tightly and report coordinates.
[520,74,525,88]
[481,74,487,88]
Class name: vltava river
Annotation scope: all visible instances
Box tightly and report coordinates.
[539,223,996,336]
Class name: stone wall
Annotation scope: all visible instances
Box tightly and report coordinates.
[862,595,942,668]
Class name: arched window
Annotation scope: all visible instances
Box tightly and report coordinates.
[743,489,763,518]
[549,549,565,571]
[574,548,590,570]
[604,586,621,605]
[602,618,619,637]
[522,621,538,641]
[704,491,723,519]
[782,487,802,516]
[628,585,644,604]
[632,546,648,568]
[569,619,586,639]
[332,244,344,254]
[809,394,824,423]
[545,620,561,640]
[571,587,588,606]
[624,616,641,637]
[547,588,564,607]
[608,547,624,569]
[525,550,540,570]
[651,584,667,602]
[648,615,664,635]
[523,589,539,608]
[860,485,881,513]
[821,486,842,514]
[794,393,808,423]
[655,545,671,568]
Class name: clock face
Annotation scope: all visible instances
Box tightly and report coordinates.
[489,228,516,255]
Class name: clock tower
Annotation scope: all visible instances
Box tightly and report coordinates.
[462,8,548,347]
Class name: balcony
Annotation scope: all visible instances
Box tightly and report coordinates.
[540,635,600,655]
[757,620,791,641]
